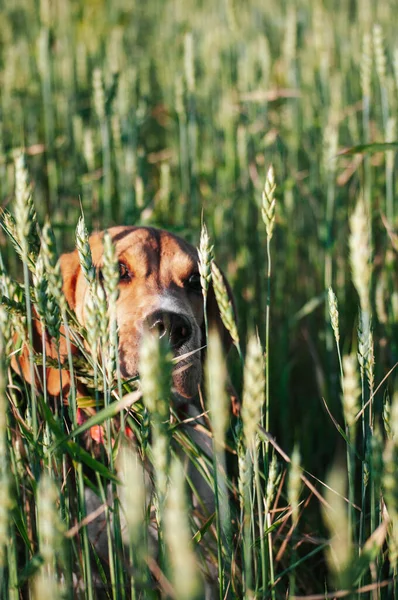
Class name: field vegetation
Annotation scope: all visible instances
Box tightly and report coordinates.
[0,0,398,597]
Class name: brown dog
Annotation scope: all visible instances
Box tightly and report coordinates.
[13,226,234,594]
[15,225,232,403]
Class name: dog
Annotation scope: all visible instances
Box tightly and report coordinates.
[12,225,234,594]
[15,225,232,401]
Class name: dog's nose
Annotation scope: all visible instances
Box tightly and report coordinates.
[146,311,192,349]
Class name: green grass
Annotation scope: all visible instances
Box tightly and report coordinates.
[0,0,398,597]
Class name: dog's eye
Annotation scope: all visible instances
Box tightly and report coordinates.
[118,262,131,281]
[186,272,202,292]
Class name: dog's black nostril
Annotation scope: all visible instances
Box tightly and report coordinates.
[169,314,192,348]
[146,311,192,348]
[171,319,191,347]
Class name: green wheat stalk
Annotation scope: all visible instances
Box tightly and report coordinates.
[261,164,276,453]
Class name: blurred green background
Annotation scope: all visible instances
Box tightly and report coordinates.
[1,0,397,475]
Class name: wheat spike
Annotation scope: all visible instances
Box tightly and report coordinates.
[197,222,214,298]
[211,262,239,347]
[206,329,228,448]
[322,461,352,584]
[76,216,95,287]
[139,333,172,505]
[93,68,106,121]
[102,231,120,306]
[341,354,360,429]
[118,444,146,541]
[241,334,265,447]
[360,32,372,98]
[261,165,276,240]
[265,452,279,514]
[373,24,386,84]
[328,286,340,345]
[14,152,39,258]
[349,198,371,313]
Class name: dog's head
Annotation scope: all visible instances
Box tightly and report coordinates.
[14,226,233,400]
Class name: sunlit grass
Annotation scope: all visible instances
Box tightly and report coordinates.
[0,0,398,597]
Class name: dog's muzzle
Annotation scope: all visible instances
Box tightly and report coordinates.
[144,307,202,400]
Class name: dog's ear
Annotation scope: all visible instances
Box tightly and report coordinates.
[11,316,75,396]
[11,250,81,397]
[206,264,237,353]
[59,249,81,310]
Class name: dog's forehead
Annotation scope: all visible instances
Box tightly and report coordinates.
[98,226,198,275]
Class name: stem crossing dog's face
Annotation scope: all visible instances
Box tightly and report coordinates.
[59,226,230,400]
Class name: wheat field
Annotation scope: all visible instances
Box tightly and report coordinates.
[0,0,398,597]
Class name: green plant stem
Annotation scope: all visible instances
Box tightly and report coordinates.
[56,344,64,422]
[250,483,258,581]
[22,261,37,440]
[359,370,366,555]
[325,172,335,396]
[379,84,392,222]
[265,236,272,461]
[242,466,253,595]
[100,119,112,222]
[362,93,372,241]
[177,101,189,218]
[369,377,376,545]
[253,444,267,594]
[41,324,47,404]
[203,293,209,346]
[97,474,118,599]
[264,235,272,594]
[39,26,58,209]
[129,542,137,600]
[7,529,18,600]
[239,445,253,597]
[77,463,94,600]
[187,95,198,221]
[336,341,344,384]
[111,316,124,432]
[235,340,244,366]
[347,426,356,552]
[212,445,224,600]
[266,511,276,600]
[100,349,120,597]
[62,310,77,426]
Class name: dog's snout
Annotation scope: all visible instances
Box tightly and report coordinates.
[146,311,192,349]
